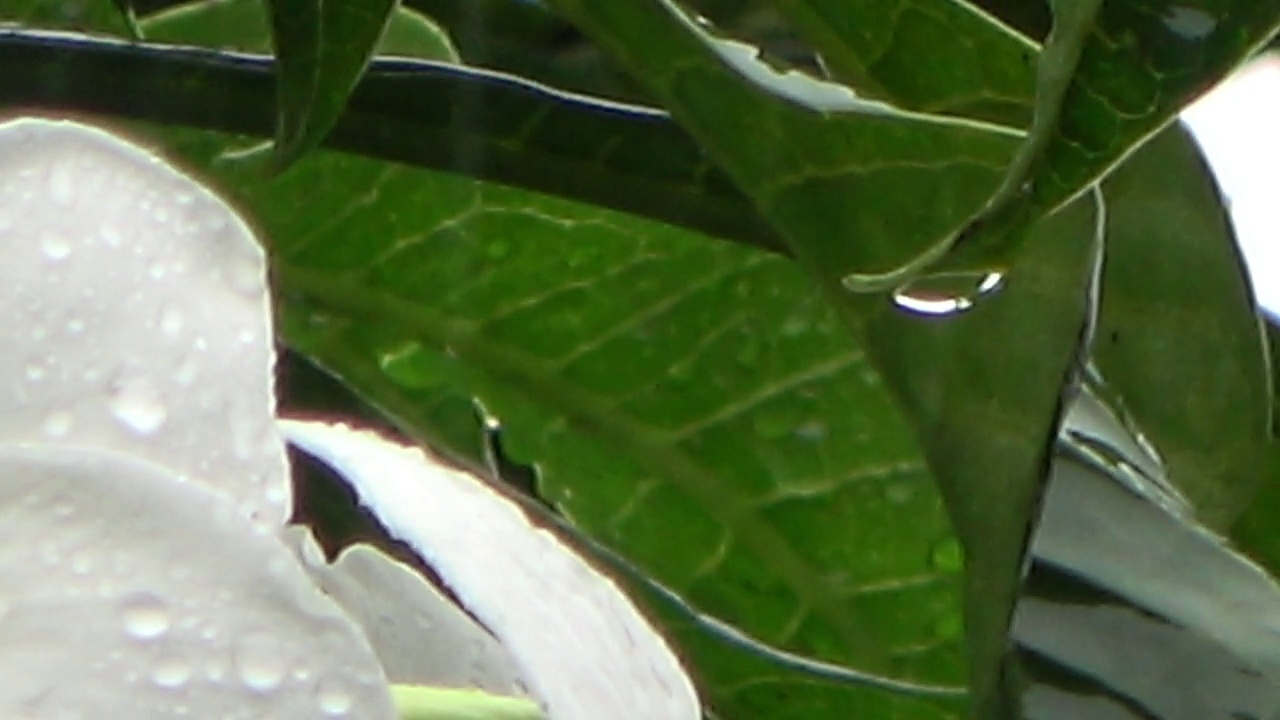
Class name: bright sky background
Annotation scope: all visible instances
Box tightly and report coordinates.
[1181,54,1280,314]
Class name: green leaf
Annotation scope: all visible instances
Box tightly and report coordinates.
[143,0,457,61]
[0,29,782,255]
[1025,1,1280,215]
[153,125,968,718]
[542,0,1020,288]
[1093,124,1270,529]
[266,0,401,168]
[847,194,1102,718]
[766,0,1037,126]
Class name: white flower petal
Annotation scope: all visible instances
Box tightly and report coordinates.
[0,118,288,526]
[0,443,395,718]
[285,527,529,695]
[282,419,701,720]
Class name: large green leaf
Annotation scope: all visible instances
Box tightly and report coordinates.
[767,0,1037,126]
[0,28,784,255]
[265,0,399,168]
[849,196,1101,718]
[1093,124,1270,529]
[151,127,971,717]
[542,0,1020,288]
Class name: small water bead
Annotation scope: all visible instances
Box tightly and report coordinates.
[158,306,184,337]
[121,592,171,640]
[235,633,286,693]
[315,676,356,716]
[40,231,72,261]
[109,375,169,435]
[891,271,1004,317]
[929,537,964,573]
[151,653,193,689]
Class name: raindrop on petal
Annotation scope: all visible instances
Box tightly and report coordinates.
[235,632,285,693]
[109,375,168,435]
[121,591,171,640]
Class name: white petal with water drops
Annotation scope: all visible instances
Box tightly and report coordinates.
[282,419,701,720]
[0,443,395,718]
[286,529,529,695]
[0,118,288,526]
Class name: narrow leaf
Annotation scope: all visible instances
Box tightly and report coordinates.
[267,0,400,168]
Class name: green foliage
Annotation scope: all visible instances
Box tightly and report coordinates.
[3,1,1278,718]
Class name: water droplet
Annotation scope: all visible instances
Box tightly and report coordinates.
[883,481,915,505]
[378,341,447,390]
[485,240,511,260]
[235,633,285,693]
[148,261,169,280]
[47,163,75,206]
[932,611,964,641]
[109,375,168,435]
[316,676,355,716]
[892,271,1004,316]
[40,231,71,261]
[121,592,170,640]
[66,318,85,335]
[151,653,192,689]
[752,404,804,440]
[929,537,963,573]
[24,361,46,382]
[792,420,828,442]
[1164,6,1216,39]
[158,306,184,337]
[43,411,74,439]
[100,225,122,247]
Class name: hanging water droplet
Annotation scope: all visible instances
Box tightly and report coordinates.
[235,632,286,693]
[121,591,170,640]
[42,411,74,439]
[151,652,192,689]
[40,231,71,261]
[929,537,963,573]
[891,271,1004,316]
[1163,6,1216,39]
[109,375,169,435]
[316,676,356,716]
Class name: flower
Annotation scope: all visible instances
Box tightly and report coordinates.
[0,117,699,719]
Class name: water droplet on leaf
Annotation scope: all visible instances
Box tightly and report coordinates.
[892,271,1003,316]
[929,537,963,573]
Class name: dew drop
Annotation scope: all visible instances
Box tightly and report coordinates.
[42,411,74,439]
[891,271,1004,317]
[24,361,46,382]
[235,633,285,693]
[40,231,72,261]
[100,225,122,247]
[121,592,170,640]
[929,537,963,573]
[228,255,263,297]
[316,676,356,716]
[109,375,169,435]
[151,653,192,689]
[158,306,184,337]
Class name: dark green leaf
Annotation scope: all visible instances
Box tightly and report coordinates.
[266,0,400,167]
[1028,1,1280,214]
[846,195,1101,718]
[0,29,782,255]
[1093,124,1270,529]
[767,0,1037,126]
[149,122,970,717]
[543,0,1019,288]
